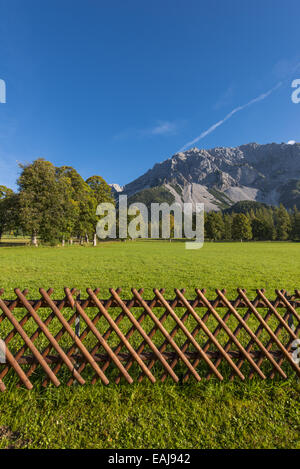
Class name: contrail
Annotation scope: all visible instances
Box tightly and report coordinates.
[179,81,282,152]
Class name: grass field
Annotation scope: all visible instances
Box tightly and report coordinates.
[0,241,299,449]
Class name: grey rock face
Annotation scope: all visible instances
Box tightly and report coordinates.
[119,142,300,211]
[109,183,124,193]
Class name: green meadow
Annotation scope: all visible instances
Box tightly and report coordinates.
[0,239,300,298]
[0,241,299,449]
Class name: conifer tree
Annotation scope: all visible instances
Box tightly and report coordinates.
[232,213,252,241]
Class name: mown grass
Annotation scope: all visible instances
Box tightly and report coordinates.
[0,239,300,298]
[0,240,299,449]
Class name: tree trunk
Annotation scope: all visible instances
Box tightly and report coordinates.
[85,233,89,244]
[31,232,38,247]
[69,238,73,245]
[93,233,97,247]
[62,238,65,247]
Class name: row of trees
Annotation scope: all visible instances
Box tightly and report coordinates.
[1,158,300,244]
[204,204,300,241]
[0,159,114,245]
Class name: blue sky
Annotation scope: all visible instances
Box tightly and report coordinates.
[0,0,299,189]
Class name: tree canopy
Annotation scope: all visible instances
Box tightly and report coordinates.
[9,158,115,245]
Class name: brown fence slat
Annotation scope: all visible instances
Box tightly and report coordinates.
[237,289,297,377]
[65,288,133,384]
[39,288,109,385]
[176,289,246,380]
[0,286,299,391]
[67,288,121,386]
[50,288,102,387]
[193,289,263,379]
[154,289,219,381]
[87,288,156,383]
[0,297,60,387]
[216,289,288,379]
[229,290,282,381]
[114,288,160,385]
[15,289,85,386]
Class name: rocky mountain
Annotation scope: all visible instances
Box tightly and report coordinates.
[113,142,300,211]
[109,183,124,193]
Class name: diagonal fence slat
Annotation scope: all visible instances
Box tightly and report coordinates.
[203,290,249,381]
[109,288,179,383]
[183,289,230,382]
[0,287,299,391]
[0,296,60,387]
[68,288,122,386]
[154,289,220,381]
[216,289,288,379]
[87,288,156,383]
[113,288,163,385]
[0,289,33,382]
[253,289,299,379]
[194,289,265,379]
[46,287,103,387]
[161,290,204,383]
[133,289,186,384]
[15,288,86,386]
[39,288,109,385]
[176,289,247,380]
[65,288,133,384]
[237,289,297,377]
[36,288,80,386]
[269,289,300,378]
[229,290,283,381]
[133,288,197,383]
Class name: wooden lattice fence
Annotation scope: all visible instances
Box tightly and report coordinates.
[0,287,299,390]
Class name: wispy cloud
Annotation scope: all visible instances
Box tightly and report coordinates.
[213,85,235,110]
[114,120,179,140]
[179,81,283,152]
[113,128,134,141]
[272,57,300,80]
[146,121,177,136]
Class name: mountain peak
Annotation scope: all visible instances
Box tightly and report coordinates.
[109,183,123,193]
